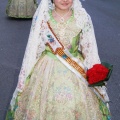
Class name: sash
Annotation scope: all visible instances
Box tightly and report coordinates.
[44,22,109,103]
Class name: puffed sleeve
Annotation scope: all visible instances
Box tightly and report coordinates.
[79,14,101,69]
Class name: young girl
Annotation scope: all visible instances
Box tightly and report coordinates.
[6,0,111,119]
[6,0,38,18]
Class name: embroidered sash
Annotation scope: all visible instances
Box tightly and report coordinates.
[47,22,86,77]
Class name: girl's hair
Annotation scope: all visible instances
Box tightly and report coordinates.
[51,0,53,3]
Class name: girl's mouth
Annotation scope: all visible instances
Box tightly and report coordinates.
[61,3,69,6]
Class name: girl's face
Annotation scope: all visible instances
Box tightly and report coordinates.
[53,0,73,10]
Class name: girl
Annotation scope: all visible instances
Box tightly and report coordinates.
[6,0,111,119]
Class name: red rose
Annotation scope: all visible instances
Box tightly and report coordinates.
[87,64,109,85]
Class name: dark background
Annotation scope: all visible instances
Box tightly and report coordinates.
[0,0,120,119]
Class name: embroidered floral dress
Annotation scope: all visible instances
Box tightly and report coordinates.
[6,11,111,120]
[6,0,38,18]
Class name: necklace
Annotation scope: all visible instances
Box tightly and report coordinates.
[54,9,71,23]
[52,10,72,38]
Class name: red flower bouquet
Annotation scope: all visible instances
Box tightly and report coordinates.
[87,62,113,87]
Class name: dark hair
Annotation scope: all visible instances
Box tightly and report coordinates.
[51,0,53,3]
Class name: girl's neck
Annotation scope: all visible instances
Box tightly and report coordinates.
[55,7,70,16]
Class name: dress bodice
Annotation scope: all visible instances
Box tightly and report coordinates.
[43,10,84,61]
[48,10,82,49]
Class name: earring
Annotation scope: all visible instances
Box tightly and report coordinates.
[52,3,55,9]
[71,1,74,10]
[71,4,74,10]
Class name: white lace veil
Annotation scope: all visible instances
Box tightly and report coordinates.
[10,0,109,109]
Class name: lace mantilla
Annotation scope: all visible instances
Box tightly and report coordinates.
[79,14,101,69]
